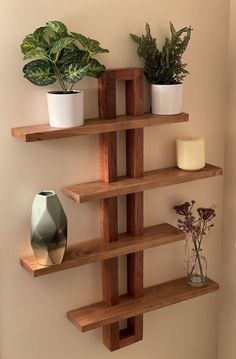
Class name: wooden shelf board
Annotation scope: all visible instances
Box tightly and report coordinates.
[11,112,188,142]
[67,277,219,332]
[20,223,185,277]
[64,163,223,203]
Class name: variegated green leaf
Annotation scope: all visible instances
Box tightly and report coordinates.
[50,37,75,55]
[21,35,39,54]
[46,21,68,37]
[71,32,109,56]
[33,26,49,49]
[23,48,48,61]
[47,32,60,45]
[23,60,56,86]
[86,59,105,78]
[21,27,49,55]
[61,62,90,83]
[59,45,89,64]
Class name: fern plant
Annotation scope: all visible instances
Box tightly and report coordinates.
[130,22,192,85]
[21,20,109,93]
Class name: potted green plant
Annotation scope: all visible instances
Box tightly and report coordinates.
[130,23,192,115]
[21,20,109,128]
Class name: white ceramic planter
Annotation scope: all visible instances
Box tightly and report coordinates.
[47,91,84,128]
[151,84,183,115]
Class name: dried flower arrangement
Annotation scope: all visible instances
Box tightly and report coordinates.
[174,200,216,286]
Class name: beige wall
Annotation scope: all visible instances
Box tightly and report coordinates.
[218,0,236,358]
[0,1,229,358]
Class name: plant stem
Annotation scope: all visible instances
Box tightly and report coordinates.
[190,220,207,280]
[69,83,75,92]
[53,64,67,93]
[190,241,204,279]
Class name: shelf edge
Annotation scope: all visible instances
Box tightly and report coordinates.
[20,223,185,277]
[67,277,219,332]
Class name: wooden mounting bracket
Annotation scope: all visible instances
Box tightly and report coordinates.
[98,67,144,351]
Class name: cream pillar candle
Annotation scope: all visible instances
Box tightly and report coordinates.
[176,137,205,171]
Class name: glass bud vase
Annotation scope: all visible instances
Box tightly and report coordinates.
[187,248,207,287]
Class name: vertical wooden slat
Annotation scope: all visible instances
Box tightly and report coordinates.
[126,68,143,117]
[126,129,144,297]
[125,68,144,343]
[98,71,120,351]
[98,70,116,120]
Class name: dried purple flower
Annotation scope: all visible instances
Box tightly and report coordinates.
[174,200,216,249]
[197,208,216,221]
[174,202,192,216]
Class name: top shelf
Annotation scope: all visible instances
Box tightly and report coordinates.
[11,112,189,142]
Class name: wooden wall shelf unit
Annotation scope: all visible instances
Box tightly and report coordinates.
[13,67,222,352]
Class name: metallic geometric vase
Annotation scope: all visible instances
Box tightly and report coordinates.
[31,191,67,266]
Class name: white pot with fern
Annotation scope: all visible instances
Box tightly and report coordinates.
[151,83,183,115]
[130,22,192,115]
[21,20,109,128]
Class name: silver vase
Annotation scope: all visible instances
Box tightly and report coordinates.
[31,191,67,266]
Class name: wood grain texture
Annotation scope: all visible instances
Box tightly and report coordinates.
[11,112,189,142]
[64,164,223,203]
[67,277,219,332]
[127,248,144,298]
[124,68,144,342]
[99,133,118,242]
[98,70,116,119]
[100,132,117,183]
[20,223,185,275]
[114,67,143,81]
[102,258,119,306]
[100,197,118,243]
[98,69,120,351]
[103,322,120,351]
[125,68,143,116]
[126,128,144,179]
[126,192,144,237]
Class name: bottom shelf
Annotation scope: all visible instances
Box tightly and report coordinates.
[67,277,219,333]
